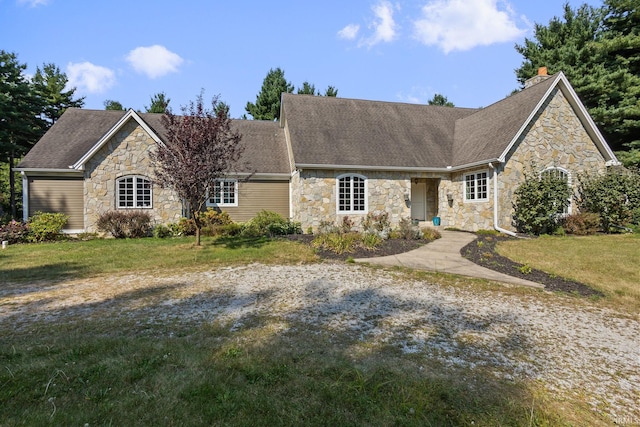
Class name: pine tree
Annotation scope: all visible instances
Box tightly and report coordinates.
[245,68,294,120]
[32,63,84,126]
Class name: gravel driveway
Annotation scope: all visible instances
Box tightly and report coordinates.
[2,263,638,422]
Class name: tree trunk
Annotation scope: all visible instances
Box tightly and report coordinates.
[195,226,201,246]
[9,153,16,220]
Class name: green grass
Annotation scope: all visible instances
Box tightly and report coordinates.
[0,236,317,283]
[497,233,640,313]
[0,235,632,425]
[0,316,582,426]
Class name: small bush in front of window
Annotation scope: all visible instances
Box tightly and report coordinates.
[199,208,233,227]
[0,220,30,244]
[562,212,601,235]
[513,168,571,235]
[96,210,152,238]
[27,211,69,242]
[243,210,301,237]
[361,211,391,238]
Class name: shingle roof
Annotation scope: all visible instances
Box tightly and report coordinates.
[452,76,556,166]
[282,93,477,169]
[18,109,125,169]
[282,75,559,169]
[18,110,291,175]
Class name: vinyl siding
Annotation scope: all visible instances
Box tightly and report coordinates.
[220,180,290,222]
[28,177,84,230]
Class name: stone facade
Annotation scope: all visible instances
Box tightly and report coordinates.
[291,169,411,231]
[498,88,607,231]
[438,168,494,231]
[84,121,182,232]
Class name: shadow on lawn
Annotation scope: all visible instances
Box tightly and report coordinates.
[211,236,270,249]
[0,274,569,426]
[0,262,86,293]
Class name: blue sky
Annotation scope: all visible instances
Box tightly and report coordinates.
[2,0,602,118]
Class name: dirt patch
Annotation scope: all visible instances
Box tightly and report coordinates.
[461,234,604,297]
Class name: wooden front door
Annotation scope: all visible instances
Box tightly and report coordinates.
[411,181,427,221]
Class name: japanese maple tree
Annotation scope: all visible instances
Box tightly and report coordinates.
[152,93,243,245]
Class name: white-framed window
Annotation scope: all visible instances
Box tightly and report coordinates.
[207,179,238,207]
[541,167,571,215]
[337,174,367,213]
[116,175,152,209]
[464,171,488,202]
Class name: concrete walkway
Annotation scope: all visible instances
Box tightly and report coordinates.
[355,230,543,289]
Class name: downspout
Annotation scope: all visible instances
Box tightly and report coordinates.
[488,162,517,237]
[21,172,28,222]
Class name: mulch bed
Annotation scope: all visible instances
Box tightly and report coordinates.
[287,233,604,297]
[460,234,604,297]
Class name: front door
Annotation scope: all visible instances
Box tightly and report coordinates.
[411,181,427,221]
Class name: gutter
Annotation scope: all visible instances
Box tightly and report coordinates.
[295,158,501,173]
[488,162,517,237]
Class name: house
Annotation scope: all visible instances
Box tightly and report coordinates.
[15,70,620,234]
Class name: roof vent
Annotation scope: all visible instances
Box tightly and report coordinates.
[524,67,551,88]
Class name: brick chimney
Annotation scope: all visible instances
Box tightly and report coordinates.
[524,67,551,88]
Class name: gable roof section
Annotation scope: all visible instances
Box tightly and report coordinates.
[17,109,126,170]
[452,76,556,167]
[18,108,291,175]
[282,93,477,170]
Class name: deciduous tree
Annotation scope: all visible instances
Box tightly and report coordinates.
[151,93,244,245]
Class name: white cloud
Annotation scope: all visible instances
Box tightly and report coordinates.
[66,62,116,94]
[126,45,183,79]
[337,24,360,40]
[360,1,398,47]
[17,0,49,7]
[413,0,526,53]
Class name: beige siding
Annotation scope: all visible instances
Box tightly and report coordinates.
[28,177,84,230]
[221,180,290,222]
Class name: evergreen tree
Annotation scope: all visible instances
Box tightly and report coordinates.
[428,93,455,107]
[104,99,124,111]
[297,81,317,95]
[0,51,47,218]
[514,2,639,161]
[324,86,338,97]
[245,68,293,120]
[214,101,230,118]
[32,63,84,126]
[145,92,170,113]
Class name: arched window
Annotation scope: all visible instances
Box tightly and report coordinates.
[116,175,152,209]
[541,167,571,215]
[337,174,367,213]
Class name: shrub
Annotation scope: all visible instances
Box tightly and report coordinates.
[577,169,640,231]
[317,220,339,235]
[395,218,422,240]
[0,220,29,244]
[243,210,301,237]
[339,216,354,233]
[27,211,68,242]
[153,224,173,238]
[96,210,152,238]
[216,223,243,237]
[312,232,360,254]
[513,168,572,235]
[421,227,442,241]
[199,208,233,227]
[361,211,391,238]
[562,212,601,235]
[361,232,383,249]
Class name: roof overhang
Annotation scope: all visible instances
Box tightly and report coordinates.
[71,109,162,170]
[14,168,84,176]
[295,159,501,173]
[498,72,620,165]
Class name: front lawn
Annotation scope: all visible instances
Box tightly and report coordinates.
[0,236,318,284]
[496,233,640,313]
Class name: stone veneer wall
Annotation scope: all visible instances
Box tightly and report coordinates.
[291,169,412,231]
[438,168,495,231]
[84,120,183,232]
[498,88,607,231]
